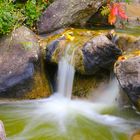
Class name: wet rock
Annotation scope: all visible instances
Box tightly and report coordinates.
[37,0,105,34]
[0,121,6,140]
[116,34,140,53]
[42,28,121,75]
[117,89,130,108]
[0,26,51,99]
[82,34,121,74]
[72,70,110,98]
[114,56,140,110]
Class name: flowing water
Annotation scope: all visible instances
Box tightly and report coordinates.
[57,57,75,99]
[0,51,140,140]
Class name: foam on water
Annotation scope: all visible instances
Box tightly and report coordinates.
[88,78,119,104]
[4,94,140,140]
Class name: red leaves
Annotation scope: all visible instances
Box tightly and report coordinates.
[108,3,128,25]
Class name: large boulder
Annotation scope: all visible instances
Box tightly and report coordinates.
[41,28,121,75]
[0,26,51,99]
[37,0,105,34]
[114,55,140,110]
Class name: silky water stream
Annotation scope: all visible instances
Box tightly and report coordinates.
[0,51,140,140]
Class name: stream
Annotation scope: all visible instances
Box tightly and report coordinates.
[0,28,140,140]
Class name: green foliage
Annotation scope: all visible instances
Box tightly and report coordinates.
[0,0,21,35]
[0,0,52,36]
[24,0,48,27]
[101,6,110,16]
[25,0,40,27]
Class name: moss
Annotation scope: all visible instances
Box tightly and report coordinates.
[72,71,110,98]
[73,48,85,73]
[24,48,52,99]
[116,34,140,53]
[25,71,51,99]
[25,57,52,99]
[43,28,106,47]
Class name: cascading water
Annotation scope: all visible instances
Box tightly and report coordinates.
[0,46,140,140]
[57,44,75,99]
[57,58,75,99]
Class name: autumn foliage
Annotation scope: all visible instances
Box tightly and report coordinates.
[101,1,128,25]
[108,2,128,25]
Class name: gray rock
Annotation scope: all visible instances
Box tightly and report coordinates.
[0,26,39,91]
[114,56,140,110]
[37,0,105,34]
[0,26,51,99]
[82,35,121,74]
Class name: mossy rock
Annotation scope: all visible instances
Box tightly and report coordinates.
[41,28,121,75]
[0,26,51,99]
[72,71,110,98]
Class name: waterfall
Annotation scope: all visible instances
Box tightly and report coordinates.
[57,45,75,99]
[57,58,75,99]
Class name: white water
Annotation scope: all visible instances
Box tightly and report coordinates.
[88,78,119,104]
[57,58,75,99]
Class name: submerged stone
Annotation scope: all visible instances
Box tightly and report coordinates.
[0,26,51,99]
[114,55,140,110]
